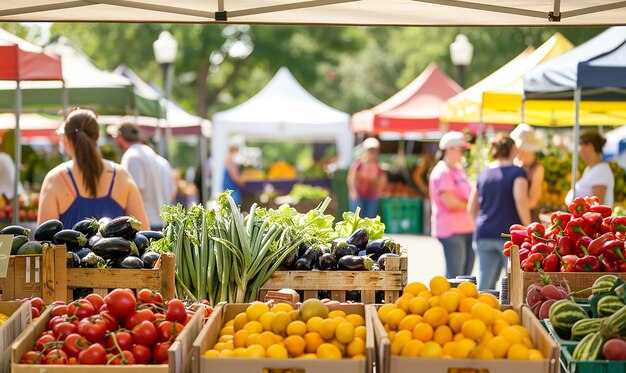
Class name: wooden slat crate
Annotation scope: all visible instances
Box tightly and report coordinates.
[259,256,408,303]
[0,254,44,301]
[41,245,176,303]
[508,245,626,306]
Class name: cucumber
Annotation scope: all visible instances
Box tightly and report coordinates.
[16,241,43,255]
[597,295,625,317]
[571,318,603,341]
[572,332,603,361]
[592,275,619,296]
[549,299,588,339]
[10,235,29,255]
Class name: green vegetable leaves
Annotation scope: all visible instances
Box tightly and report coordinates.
[334,207,386,240]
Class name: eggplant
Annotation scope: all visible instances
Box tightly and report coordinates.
[141,251,160,269]
[295,246,322,270]
[80,252,106,268]
[66,251,81,268]
[11,235,29,255]
[138,230,164,242]
[330,237,348,252]
[72,218,100,237]
[366,238,401,261]
[102,216,142,239]
[132,233,149,256]
[297,242,311,259]
[346,228,369,251]
[53,229,88,252]
[337,255,374,271]
[318,253,337,270]
[34,219,64,241]
[112,255,144,269]
[377,253,400,271]
[1,225,30,236]
[318,244,331,255]
[92,237,137,259]
[331,240,358,262]
[282,247,299,269]
[87,234,103,249]
[74,247,93,259]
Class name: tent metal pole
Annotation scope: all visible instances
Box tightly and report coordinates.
[62,81,68,111]
[521,95,526,123]
[572,88,581,196]
[199,132,209,206]
[13,82,22,225]
[476,106,484,174]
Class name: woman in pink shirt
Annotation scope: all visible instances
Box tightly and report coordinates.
[429,132,475,278]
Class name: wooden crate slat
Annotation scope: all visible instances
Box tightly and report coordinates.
[361,290,375,304]
[66,268,162,288]
[0,254,43,300]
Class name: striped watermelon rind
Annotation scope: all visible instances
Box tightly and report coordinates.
[592,275,619,296]
[549,299,588,339]
[572,332,603,361]
[597,295,625,317]
[571,318,603,341]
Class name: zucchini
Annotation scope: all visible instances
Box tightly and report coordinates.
[10,235,29,255]
[549,299,588,339]
[92,237,137,259]
[572,332,603,361]
[597,295,625,317]
[571,318,603,341]
[72,218,100,237]
[592,275,619,296]
[34,219,64,241]
[53,229,88,252]
[101,216,141,239]
[0,225,30,236]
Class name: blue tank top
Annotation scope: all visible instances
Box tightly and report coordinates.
[223,165,242,204]
[59,163,126,229]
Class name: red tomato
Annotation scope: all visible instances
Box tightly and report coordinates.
[152,342,171,364]
[68,299,95,319]
[99,310,119,332]
[30,297,44,312]
[137,288,164,307]
[105,289,137,319]
[131,344,151,364]
[47,315,67,330]
[165,300,187,324]
[154,313,166,322]
[110,350,136,365]
[20,351,45,364]
[125,309,156,330]
[85,294,104,312]
[31,307,40,319]
[78,343,107,365]
[157,321,184,343]
[45,348,69,364]
[132,320,158,346]
[63,333,90,358]
[76,317,107,343]
[105,331,133,352]
[52,300,66,306]
[68,357,79,365]
[34,334,56,351]
[53,321,77,340]
[51,305,69,317]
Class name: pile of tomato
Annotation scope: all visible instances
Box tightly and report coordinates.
[19,288,212,365]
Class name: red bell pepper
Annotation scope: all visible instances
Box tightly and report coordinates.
[531,242,553,256]
[521,241,532,251]
[611,216,626,234]
[601,216,614,234]
[575,236,592,257]
[601,257,619,272]
[527,222,546,238]
[602,239,626,262]
[565,217,589,236]
[521,253,544,272]
[569,197,590,217]
[509,224,527,232]
[575,256,601,272]
[590,204,612,218]
[585,196,600,206]
[582,211,603,235]
[588,232,616,257]
[542,253,559,272]
[616,260,626,272]
[548,211,572,231]
[560,254,579,272]
[544,226,561,238]
[508,229,530,246]
[556,235,575,256]
[519,248,530,262]
[502,241,513,257]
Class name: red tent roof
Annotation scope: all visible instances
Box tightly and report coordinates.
[0,27,63,81]
[352,63,462,134]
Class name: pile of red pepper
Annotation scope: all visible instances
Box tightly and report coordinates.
[504,196,626,273]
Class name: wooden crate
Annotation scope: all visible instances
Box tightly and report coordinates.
[0,254,44,301]
[41,245,176,303]
[1,301,32,373]
[259,256,408,304]
[508,245,626,306]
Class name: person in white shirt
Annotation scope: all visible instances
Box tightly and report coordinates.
[0,142,23,203]
[108,122,176,230]
[566,131,614,206]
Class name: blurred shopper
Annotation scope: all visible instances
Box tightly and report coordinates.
[566,130,614,206]
[108,121,176,230]
[429,132,474,279]
[469,134,530,290]
[0,139,23,204]
[510,123,545,219]
[38,109,149,229]
[224,136,245,205]
[413,152,433,235]
[347,137,387,218]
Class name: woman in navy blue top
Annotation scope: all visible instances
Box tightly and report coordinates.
[468,134,531,291]
[38,109,150,230]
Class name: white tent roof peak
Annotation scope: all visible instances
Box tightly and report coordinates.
[213,66,349,125]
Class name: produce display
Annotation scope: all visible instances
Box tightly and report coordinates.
[0,193,39,221]
[267,160,298,179]
[504,195,626,273]
[378,276,545,360]
[18,288,212,365]
[203,299,366,359]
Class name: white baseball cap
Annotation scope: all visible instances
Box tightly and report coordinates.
[439,131,470,150]
[511,123,544,152]
[362,137,381,149]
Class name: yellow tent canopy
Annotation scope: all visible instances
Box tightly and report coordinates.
[441,33,574,126]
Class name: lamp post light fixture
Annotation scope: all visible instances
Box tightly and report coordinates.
[153,30,178,161]
[449,34,473,88]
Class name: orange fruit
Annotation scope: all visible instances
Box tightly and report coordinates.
[419,341,443,358]
[434,325,453,345]
[471,302,496,326]
[284,335,306,357]
[423,306,448,328]
[398,314,423,331]
[409,296,430,315]
[347,338,366,357]
[502,309,521,325]
[461,319,486,341]
[387,308,407,331]
[412,322,434,342]
[439,291,460,313]
[458,282,478,298]
[477,293,500,309]
[429,276,451,296]
[400,339,424,357]
[403,282,428,296]
[449,312,472,333]
[304,332,325,353]
[485,335,511,358]
[507,343,529,360]
[395,294,415,313]
[459,297,479,313]
[377,304,397,324]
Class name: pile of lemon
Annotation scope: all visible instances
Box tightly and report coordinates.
[379,276,544,360]
[203,300,366,359]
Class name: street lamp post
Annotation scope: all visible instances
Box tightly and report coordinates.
[449,34,473,88]
[153,30,178,161]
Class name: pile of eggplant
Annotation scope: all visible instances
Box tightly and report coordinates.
[281,228,401,271]
[34,216,163,269]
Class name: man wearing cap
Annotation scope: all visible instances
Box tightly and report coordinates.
[428,131,475,279]
[347,137,387,218]
[109,122,176,230]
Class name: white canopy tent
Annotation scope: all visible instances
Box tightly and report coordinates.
[211,67,353,198]
[1,1,625,26]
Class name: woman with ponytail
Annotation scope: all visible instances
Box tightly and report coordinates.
[37,108,150,229]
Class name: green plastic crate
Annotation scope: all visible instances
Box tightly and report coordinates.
[381,197,422,234]
[543,319,578,362]
[561,346,626,373]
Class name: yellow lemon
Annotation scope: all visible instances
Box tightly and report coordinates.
[271,303,294,313]
[346,314,365,327]
[347,338,366,357]
[449,312,472,333]
[304,332,325,353]
[328,310,347,319]
[442,341,458,357]
[289,310,299,321]
[271,312,292,336]
[492,320,510,336]
[259,312,276,332]
[401,339,424,357]
[219,349,235,358]
[455,338,476,358]
[246,302,270,321]
[528,349,545,360]
[486,335,510,358]
[498,326,523,345]
[398,314,422,331]
[458,282,479,298]
[244,321,264,335]
[266,344,289,359]
[417,290,433,299]
[412,322,434,342]
[299,353,318,359]
[224,320,235,328]
[507,343,529,360]
[284,335,305,357]
[419,341,443,358]
[471,302,496,326]
[234,347,247,358]
[287,320,307,336]
[245,333,259,347]
[439,291,460,313]
[354,326,366,340]
[377,304,397,324]
[461,319,486,341]
[511,325,531,339]
[218,334,234,343]
[428,295,441,307]
[335,322,355,344]
[449,288,467,301]
[470,346,495,360]
[233,330,249,348]
[233,312,248,332]
[257,331,277,350]
[245,344,266,358]
[319,318,339,340]
[459,297,479,313]
[306,316,324,333]
[403,281,428,296]
[213,342,226,351]
[203,349,220,358]
[409,296,430,315]
[387,308,407,331]
[429,276,451,296]
[423,306,448,328]
[477,293,500,309]
[395,294,415,313]
[220,325,234,336]
[502,309,521,325]
[316,343,342,359]
[434,325,453,346]
[331,339,346,355]
[390,330,413,355]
